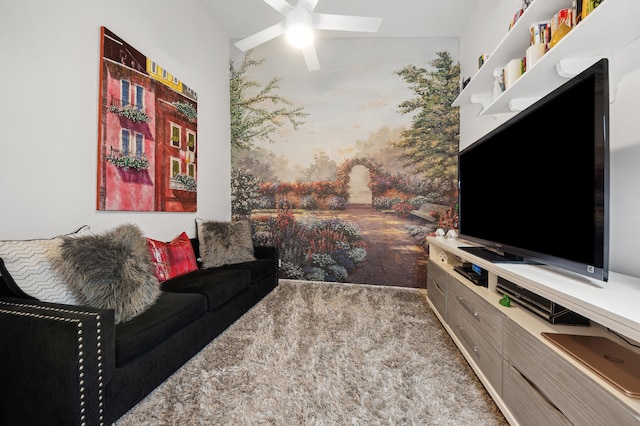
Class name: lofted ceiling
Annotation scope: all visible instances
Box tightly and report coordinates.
[204,0,479,41]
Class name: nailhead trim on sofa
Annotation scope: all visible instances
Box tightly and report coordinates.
[0,301,105,426]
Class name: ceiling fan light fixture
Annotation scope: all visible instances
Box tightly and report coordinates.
[236,0,383,71]
[285,7,314,49]
[286,24,314,48]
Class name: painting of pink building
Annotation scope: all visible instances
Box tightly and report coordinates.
[97,27,197,212]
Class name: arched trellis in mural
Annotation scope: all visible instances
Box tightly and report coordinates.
[335,157,388,201]
[245,154,451,215]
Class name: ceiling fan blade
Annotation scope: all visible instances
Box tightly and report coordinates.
[234,22,286,51]
[314,13,382,32]
[297,0,319,12]
[302,44,320,71]
[264,0,293,15]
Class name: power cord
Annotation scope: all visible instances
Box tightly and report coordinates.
[607,328,640,349]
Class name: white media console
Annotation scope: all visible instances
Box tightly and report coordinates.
[426,236,640,425]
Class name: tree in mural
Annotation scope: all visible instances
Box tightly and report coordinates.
[394,51,460,203]
[232,146,284,183]
[229,50,308,151]
[300,151,338,182]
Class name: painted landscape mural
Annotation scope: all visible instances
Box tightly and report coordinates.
[230,38,460,287]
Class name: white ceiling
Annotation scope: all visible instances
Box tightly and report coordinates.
[204,0,479,41]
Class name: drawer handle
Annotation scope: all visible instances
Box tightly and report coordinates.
[457,296,480,320]
[456,326,479,355]
[510,364,570,422]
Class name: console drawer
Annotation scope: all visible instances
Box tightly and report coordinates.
[448,299,502,392]
[428,259,448,285]
[503,360,572,426]
[503,318,640,425]
[448,276,502,353]
[427,261,447,320]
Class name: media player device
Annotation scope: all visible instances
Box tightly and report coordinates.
[497,277,589,325]
[453,262,488,287]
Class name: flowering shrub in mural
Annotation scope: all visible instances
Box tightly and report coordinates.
[326,196,347,210]
[258,180,349,211]
[372,197,400,210]
[252,204,366,281]
[392,202,416,216]
[231,168,261,218]
[299,195,318,210]
[256,195,276,210]
[438,205,459,233]
[406,225,431,246]
[251,156,452,215]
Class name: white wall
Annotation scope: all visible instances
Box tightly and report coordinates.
[459,0,640,278]
[0,0,231,241]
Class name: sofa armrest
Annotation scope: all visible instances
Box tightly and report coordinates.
[253,245,278,261]
[254,245,279,280]
[0,298,115,426]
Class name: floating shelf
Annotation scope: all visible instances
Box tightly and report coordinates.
[453,0,640,115]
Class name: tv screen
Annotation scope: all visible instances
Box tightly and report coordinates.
[458,58,609,281]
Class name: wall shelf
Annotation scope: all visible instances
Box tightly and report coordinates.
[453,0,640,115]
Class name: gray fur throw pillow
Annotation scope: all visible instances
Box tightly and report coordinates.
[196,219,256,268]
[58,224,160,324]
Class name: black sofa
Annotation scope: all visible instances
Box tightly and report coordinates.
[0,238,278,426]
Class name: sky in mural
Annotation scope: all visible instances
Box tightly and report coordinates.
[230,37,459,170]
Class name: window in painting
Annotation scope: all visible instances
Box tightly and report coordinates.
[135,85,144,110]
[170,123,181,148]
[186,131,196,153]
[187,163,196,178]
[135,133,144,158]
[121,80,130,107]
[121,129,131,156]
[170,157,180,177]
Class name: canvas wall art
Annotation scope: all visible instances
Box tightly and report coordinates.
[97,27,198,212]
[230,37,460,288]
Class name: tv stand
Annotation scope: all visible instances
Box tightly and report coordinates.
[458,246,529,264]
[426,236,640,425]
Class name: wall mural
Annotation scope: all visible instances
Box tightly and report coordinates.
[230,38,460,287]
[97,27,198,212]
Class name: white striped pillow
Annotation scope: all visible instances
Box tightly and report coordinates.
[0,226,91,305]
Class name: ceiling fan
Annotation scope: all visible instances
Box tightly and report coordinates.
[234,0,382,71]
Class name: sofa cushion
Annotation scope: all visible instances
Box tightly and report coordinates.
[58,224,160,324]
[195,219,256,268]
[147,232,198,282]
[115,291,207,366]
[219,258,274,284]
[161,268,251,311]
[0,225,91,304]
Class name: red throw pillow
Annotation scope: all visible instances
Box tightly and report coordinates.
[147,232,198,282]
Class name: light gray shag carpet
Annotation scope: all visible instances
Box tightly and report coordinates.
[115,280,507,425]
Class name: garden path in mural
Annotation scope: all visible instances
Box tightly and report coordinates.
[304,205,428,288]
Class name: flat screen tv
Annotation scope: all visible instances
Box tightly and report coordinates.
[458,58,609,281]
